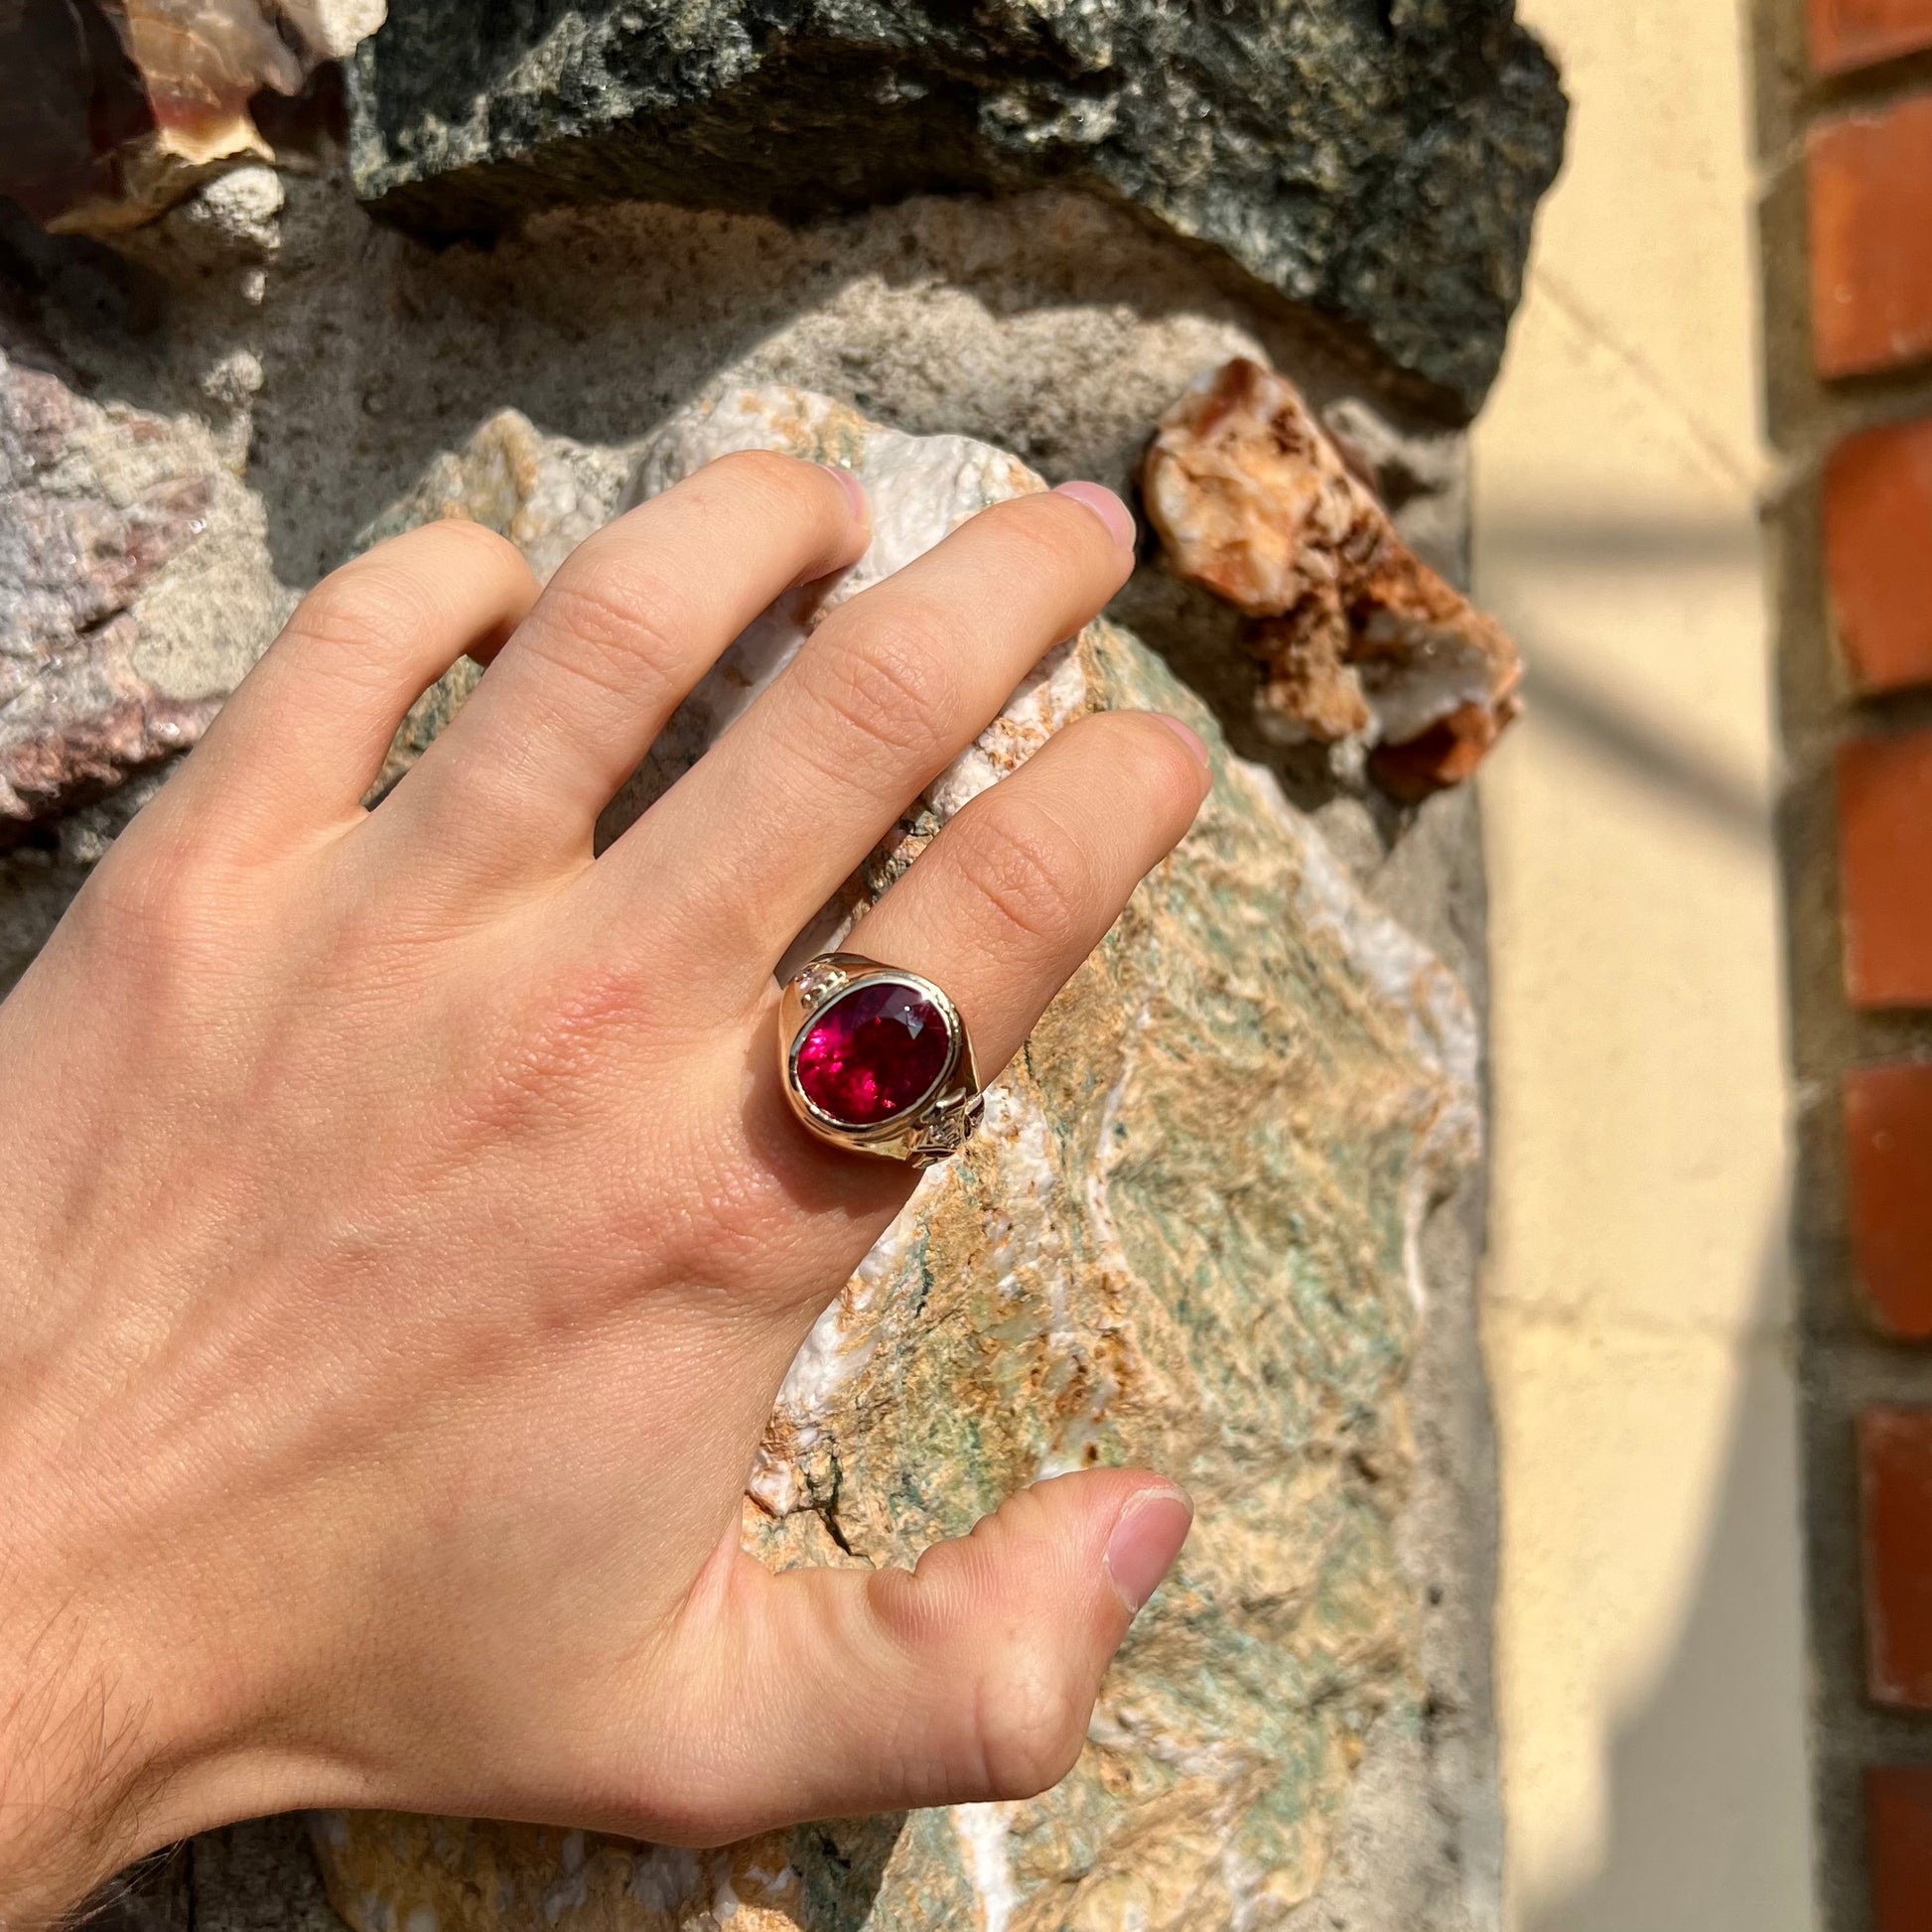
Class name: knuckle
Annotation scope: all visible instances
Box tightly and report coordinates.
[411,738,543,836]
[88,831,202,945]
[981,490,1114,583]
[528,564,687,706]
[421,514,525,572]
[617,1788,736,1849]
[71,820,242,1010]
[284,565,433,671]
[951,802,1091,956]
[1074,711,1205,818]
[801,613,958,761]
[703,447,811,499]
[984,494,1087,571]
[416,517,538,604]
[972,1657,1089,1798]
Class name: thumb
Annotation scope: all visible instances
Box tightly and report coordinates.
[654,1469,1192,1841]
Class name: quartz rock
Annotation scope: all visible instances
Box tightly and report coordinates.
[1142,359,1522,799]
[312,389,1481,1932]
[2,0,388,236]
[344,0,1565,416]
[356,405,633,583]
[0,325,228,835]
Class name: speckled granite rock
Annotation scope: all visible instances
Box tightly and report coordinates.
[312,389,1480,1932]
[1,166,1499,1918]
[0,323,224,835]
[344,0,1565,416]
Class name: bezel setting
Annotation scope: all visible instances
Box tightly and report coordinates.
[779,953,984,1167]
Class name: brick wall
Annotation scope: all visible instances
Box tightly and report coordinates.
[1760,0,1932,1922]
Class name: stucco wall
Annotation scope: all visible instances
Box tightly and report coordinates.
[1473,2,1814,1925]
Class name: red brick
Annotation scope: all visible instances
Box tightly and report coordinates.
[1838,732,1932,1007]
[1862,1409,1932,1707]
[1812,0,1932,73]
[1847,1065,1932,1336]
[1810,96,1932,378]
[1870,1766,1932,1932]
[1827,418,1932,693]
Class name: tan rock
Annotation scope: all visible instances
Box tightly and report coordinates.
[313,390,1481,1932]
[1141,359,1521,797]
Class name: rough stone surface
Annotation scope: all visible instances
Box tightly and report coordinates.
[0,319,238,836]
[0,161,1501,1929]
[2,1,387,236]
[308,388,1483,1932]
[1143,359,1521,798]
[344,0,1565,418]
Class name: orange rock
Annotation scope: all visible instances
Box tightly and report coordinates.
[2,0,381,235]
[1142,358,1521,795]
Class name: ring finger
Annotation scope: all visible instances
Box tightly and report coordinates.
[800,708,1209,1102]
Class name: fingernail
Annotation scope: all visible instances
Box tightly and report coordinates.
[1052,480,1137,553]
[1105,1485,1193,1614]
[819,463,870,525]
[1154,714,1211,774]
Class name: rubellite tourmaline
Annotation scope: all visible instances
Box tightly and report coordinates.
[793,980,953,1128]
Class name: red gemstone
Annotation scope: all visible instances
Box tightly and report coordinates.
[794,980,953,1128]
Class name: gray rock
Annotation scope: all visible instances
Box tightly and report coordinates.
[345,0,1566,417]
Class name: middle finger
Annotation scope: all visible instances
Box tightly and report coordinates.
[607,483,1135,994]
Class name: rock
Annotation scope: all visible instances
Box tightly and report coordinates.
[1,0,386,236]
[0,0,153,235]
[0,322,228,836]
[355,407,635,795]
[277,0,387,62]
[311,389,1481,1932]
[1142,358,1521,798]
[344,0,1565,416]
[357,405,634,583]
[3,157,1498,1914]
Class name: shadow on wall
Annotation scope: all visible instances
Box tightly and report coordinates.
[1487,528,1811,1929]
[1520,1236,1810,1932]
[1486,510,1768,848]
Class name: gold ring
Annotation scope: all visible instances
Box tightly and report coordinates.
[779,952,983,1167]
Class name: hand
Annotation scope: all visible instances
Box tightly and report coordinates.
[0,453,1206,1917]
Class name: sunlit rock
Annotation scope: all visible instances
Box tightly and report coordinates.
[1142,359,1522,799]
[313,389,1481,1932]
[345,0,1565,416]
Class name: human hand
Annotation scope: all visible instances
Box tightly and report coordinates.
[0,453,1206,1917]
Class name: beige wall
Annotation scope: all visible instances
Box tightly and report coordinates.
[1472,2,1813,1925]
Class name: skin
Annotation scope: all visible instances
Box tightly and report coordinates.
[0,454,1206,1920]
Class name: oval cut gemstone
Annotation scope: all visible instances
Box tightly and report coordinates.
[794,980,953,1128]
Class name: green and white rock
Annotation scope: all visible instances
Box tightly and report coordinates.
[312,389,1480,1932]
